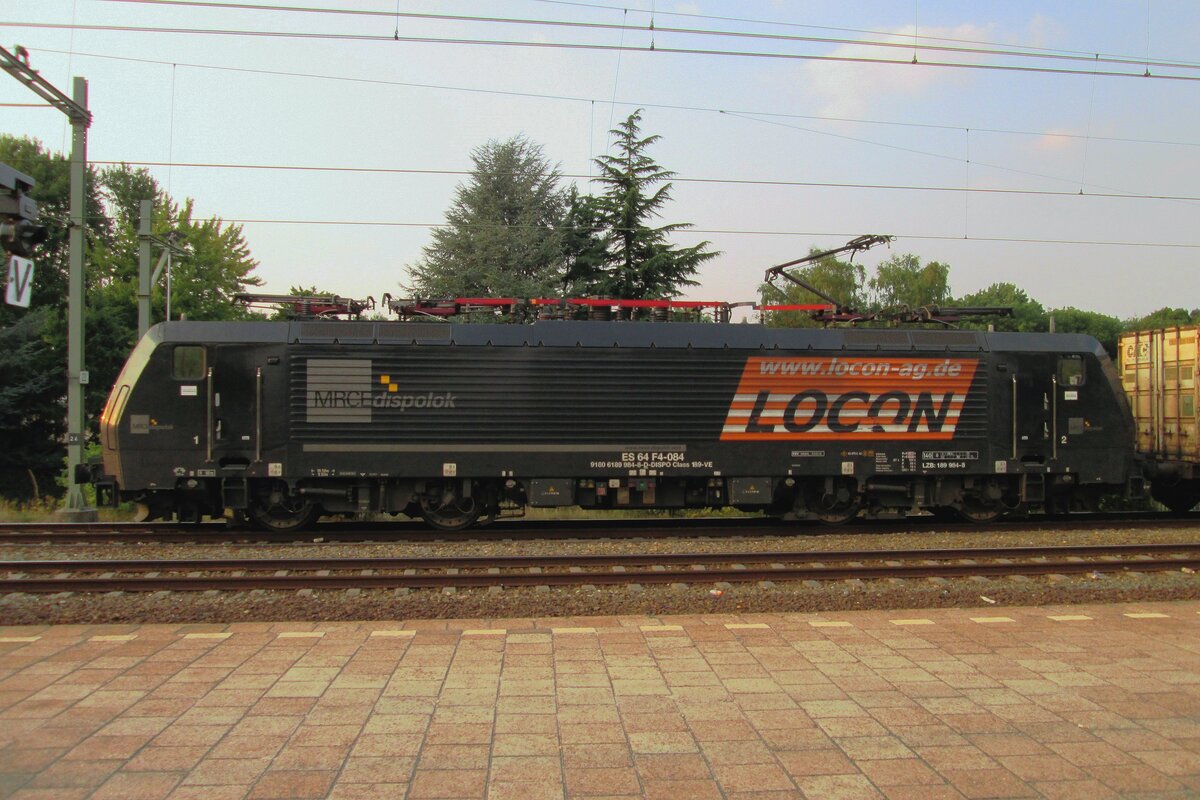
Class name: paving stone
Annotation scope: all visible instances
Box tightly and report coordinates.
[2,601,1198,800]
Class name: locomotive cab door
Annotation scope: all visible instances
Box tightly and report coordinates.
[1052,355,1086,461]
[1011,355,1051,464]
[208,347,260,469]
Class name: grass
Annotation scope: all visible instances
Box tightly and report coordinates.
[0,497,135,523]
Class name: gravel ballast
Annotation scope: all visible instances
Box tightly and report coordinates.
[1,521,1198,625]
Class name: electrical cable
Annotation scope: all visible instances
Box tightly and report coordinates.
[23,46,1200,150]
[6,22,1200,82]
[720,112,1197,206]
[518,0,1200,67]
[203,218,1200,249]
[22,45,1189,206]
[87,160,1200,204]
[92,0,1200,74]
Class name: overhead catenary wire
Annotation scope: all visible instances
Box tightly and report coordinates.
[190,218,1200,250]
[16,39,1185,215]
[64,202,1199,249]
[9,20,1194,254]
[86,160,1200,204]
[22,46,1200,151]
[92,0,1200,74]
[520,0,1200,67]
[6,22,1200,82]
[718,112,1198,207]
[58,201,1200,249]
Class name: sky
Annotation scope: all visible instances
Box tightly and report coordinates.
[3,0,1199,320]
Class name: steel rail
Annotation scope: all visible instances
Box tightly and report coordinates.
[2,512,1199,545]
[5,542,1200,574]
[3,552,1198,593]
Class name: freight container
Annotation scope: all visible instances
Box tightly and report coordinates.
[1119,326,1200,467]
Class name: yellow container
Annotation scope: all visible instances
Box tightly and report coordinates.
[1119,327,1200,461]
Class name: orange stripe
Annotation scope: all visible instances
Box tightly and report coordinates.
[719,432,958,441]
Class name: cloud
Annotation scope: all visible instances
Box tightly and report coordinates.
[794,15,1064,120]
[799,23,995,119]
[1034,128,1078,151]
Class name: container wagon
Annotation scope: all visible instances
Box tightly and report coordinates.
[1120,325,1200,511]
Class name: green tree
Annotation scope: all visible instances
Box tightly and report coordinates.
[0,309,67,500]
[1049,307,1123,356]
[164,198,261,322]
[0,136,112,310]
[955,282,1047,333]
[0,136,111,499]
[0,142,261,500]
[869,254,950,310]
[571,110,717,298]
[1125,307,1200,332]
[83,167,261,419]
[408,136,568,299]
[559,187,608,295]
[760,250,866,328]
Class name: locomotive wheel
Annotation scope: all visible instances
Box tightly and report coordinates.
[958,497,1005,524]
[249,494,320,533]
[805,482,861,525]
[420,491,481,532]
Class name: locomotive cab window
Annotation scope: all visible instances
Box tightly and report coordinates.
[1058,355,1085,387]
[173,346,206,380]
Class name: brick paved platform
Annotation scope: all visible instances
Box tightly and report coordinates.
[1,601,1199,799]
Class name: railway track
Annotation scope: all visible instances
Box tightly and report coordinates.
[2,511,1200,545]
[4,542,1198,594]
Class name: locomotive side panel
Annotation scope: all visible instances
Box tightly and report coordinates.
[284,345,998,484]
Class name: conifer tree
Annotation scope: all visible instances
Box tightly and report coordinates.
[570,110,717,298]
[408,136,568,298]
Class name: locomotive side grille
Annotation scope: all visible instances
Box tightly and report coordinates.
[954,367,989,439]
[289,347,993,444]
[842,330,911,348]
[911,331,981,349]
[292,348,744,442]
[375,323,453,343]
[295,322,376,343]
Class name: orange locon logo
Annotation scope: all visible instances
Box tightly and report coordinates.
[721,356,979,441]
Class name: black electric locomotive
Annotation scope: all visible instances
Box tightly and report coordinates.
[83,317,1139,531]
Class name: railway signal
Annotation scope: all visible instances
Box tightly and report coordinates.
[5,255,34,308]
[1,162,47,308]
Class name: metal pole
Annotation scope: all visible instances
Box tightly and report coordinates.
[166,251,172,321]
[137,198,152,338]
[64,77,94,517]
[1,49,95,518]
